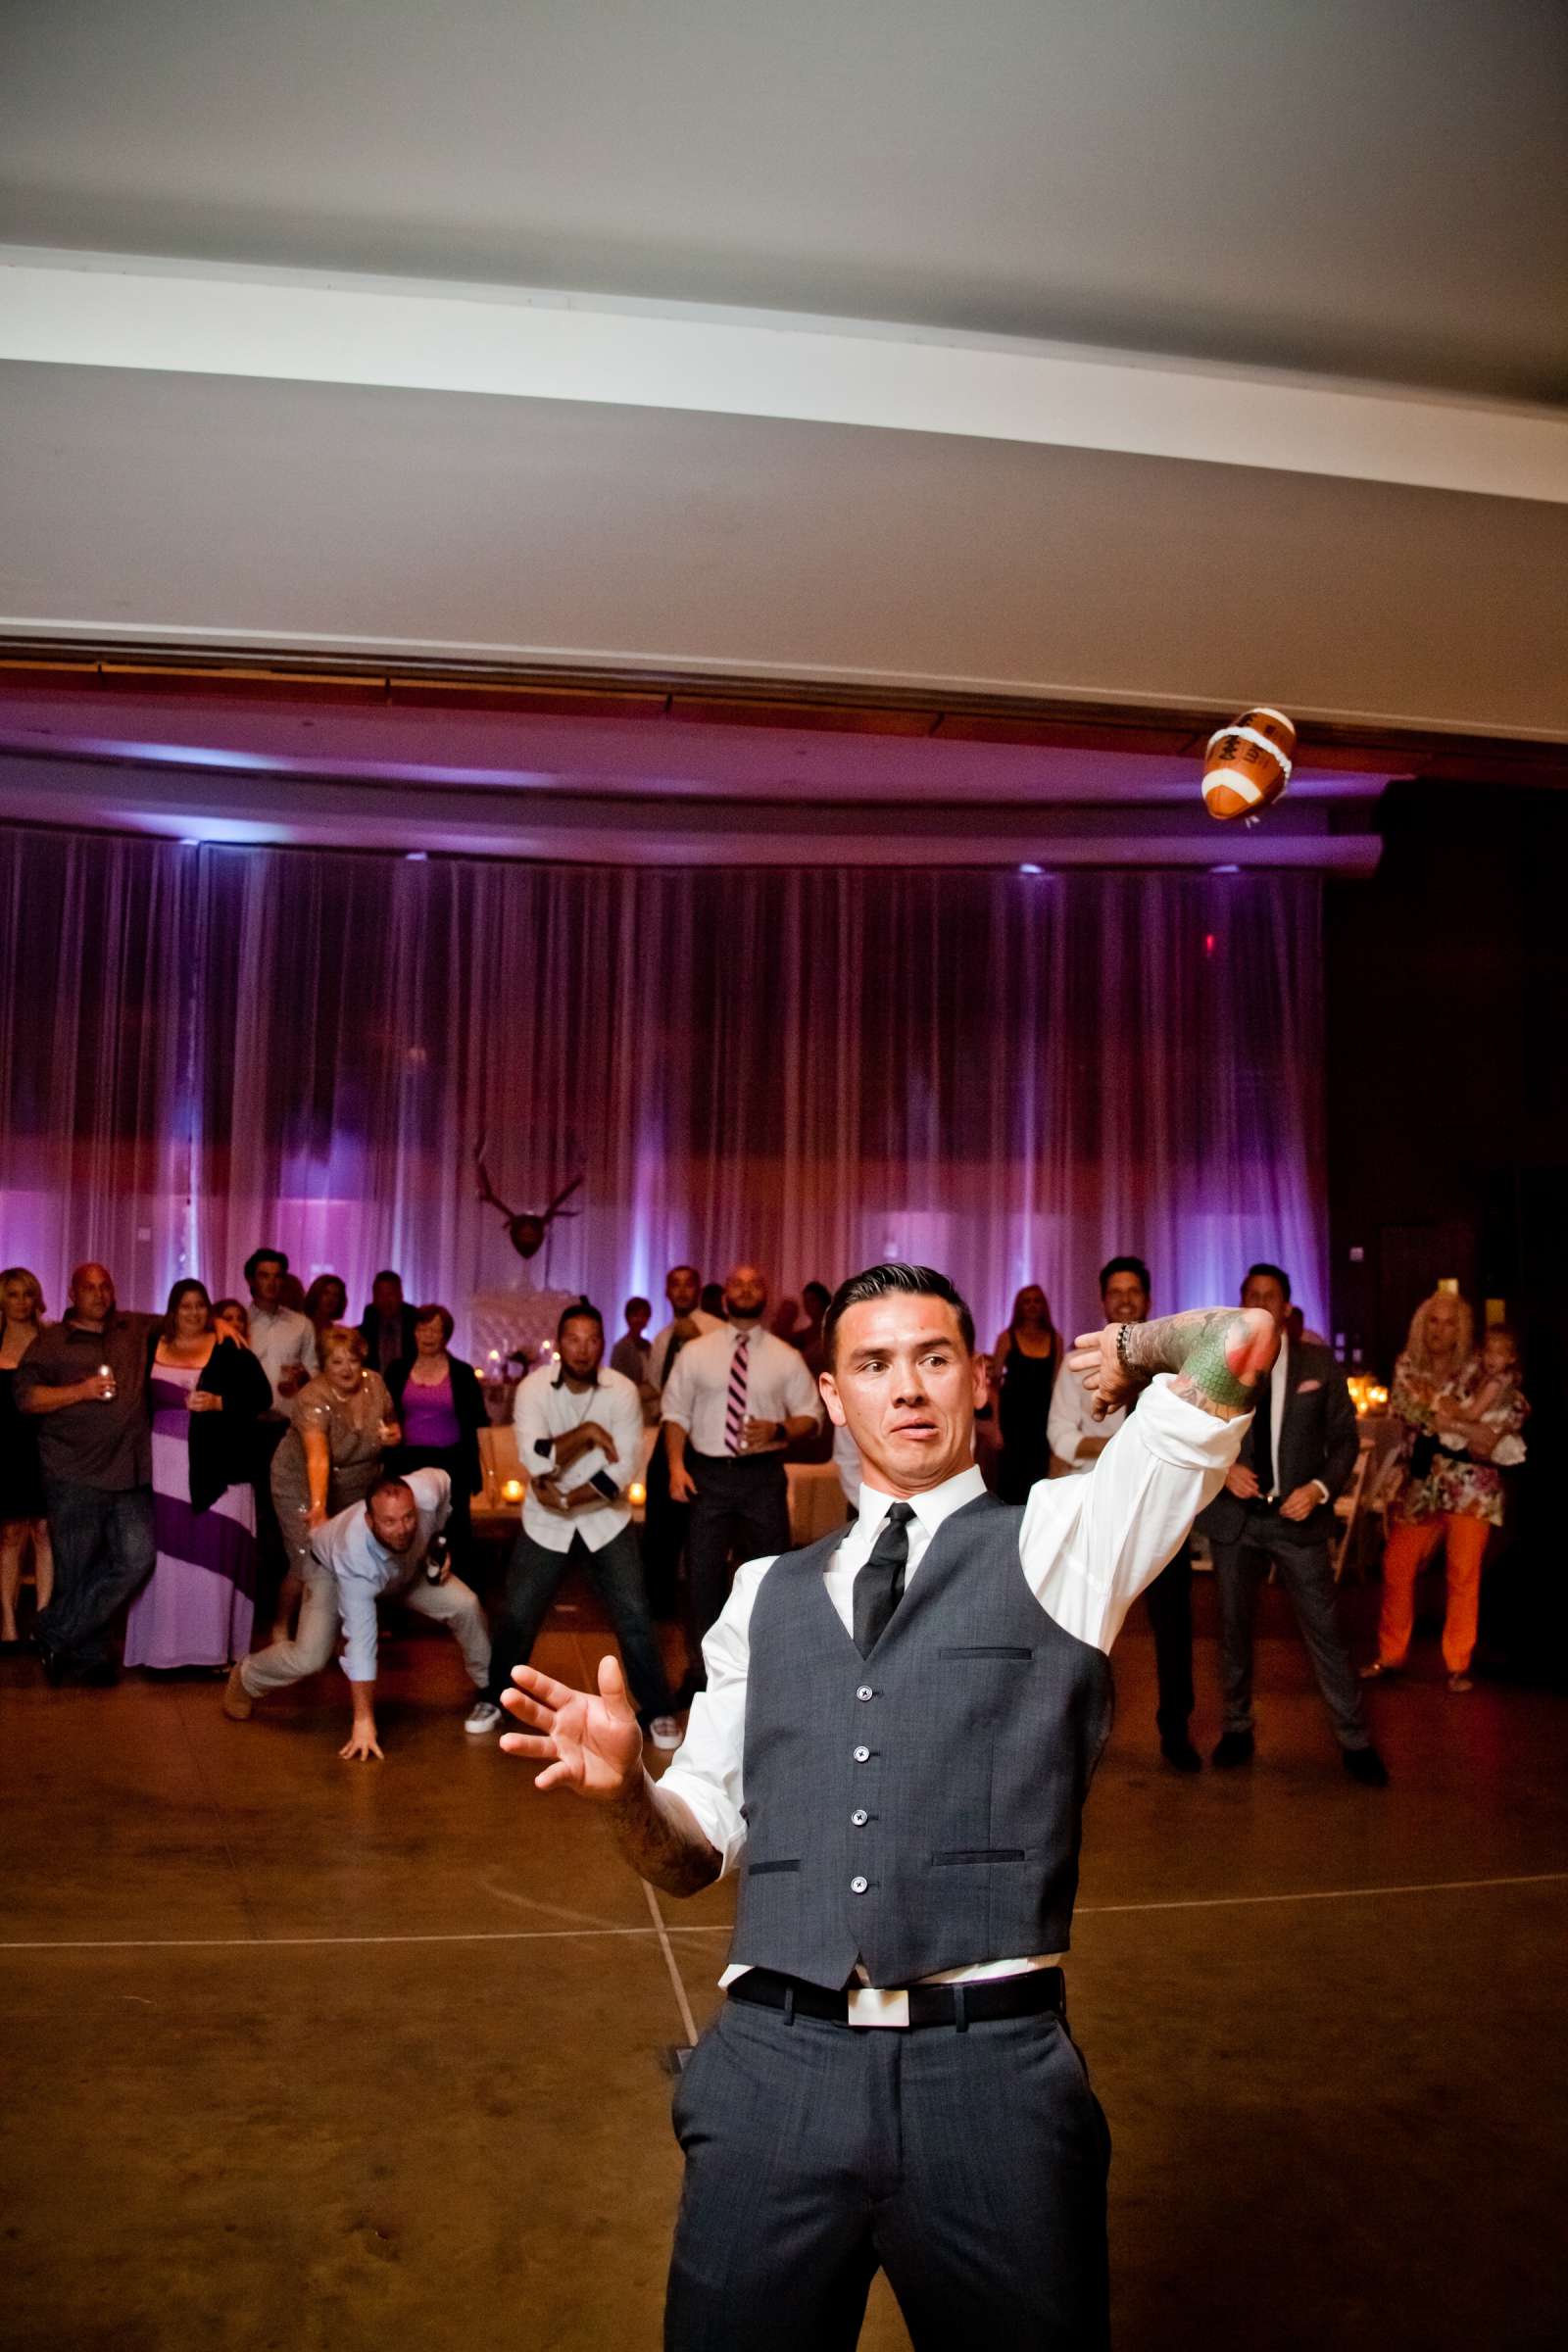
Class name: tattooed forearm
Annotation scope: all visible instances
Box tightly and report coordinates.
[605,1773,723,1898]
[1123,1307,1279,1420]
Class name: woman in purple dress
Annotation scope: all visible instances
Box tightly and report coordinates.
[386,1302,488,1579]
[124,1280,272,1670]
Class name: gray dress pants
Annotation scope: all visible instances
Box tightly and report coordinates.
[665,1994,1110,2350]
[1211,1526,1370,1750]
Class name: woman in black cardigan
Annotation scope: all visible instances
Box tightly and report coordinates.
[123,1282,274,1669]
[385,1303,488,1579]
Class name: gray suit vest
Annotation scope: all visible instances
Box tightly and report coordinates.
[728,1493,1113,1989]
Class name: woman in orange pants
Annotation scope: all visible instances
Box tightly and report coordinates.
[1364,1300,1528,1693]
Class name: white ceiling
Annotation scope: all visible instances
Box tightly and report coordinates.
[0,0,1563,863]
[4,0,1565,399]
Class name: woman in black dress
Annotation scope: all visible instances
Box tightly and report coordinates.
[1,1266,52,1644]
[989,1283,1061,1503]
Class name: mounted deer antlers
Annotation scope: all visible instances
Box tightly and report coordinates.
[474,1137,584,1261]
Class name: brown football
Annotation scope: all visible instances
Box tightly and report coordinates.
[1201,706,1296,821]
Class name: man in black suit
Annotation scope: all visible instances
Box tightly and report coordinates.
[1199,1262,1388,1785]
[358,1270,419,1376]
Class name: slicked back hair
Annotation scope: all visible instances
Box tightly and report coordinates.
[1100,1254,1152,1298]
[823,1264,976,1368]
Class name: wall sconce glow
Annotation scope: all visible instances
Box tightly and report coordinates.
[1210,862,1242,875]
[405,852,428,862]
[1017,862,1044,876]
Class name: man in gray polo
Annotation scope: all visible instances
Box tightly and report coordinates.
[499,1262,1276,2347]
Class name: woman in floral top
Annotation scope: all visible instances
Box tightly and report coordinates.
[1363,1294,1528,1692]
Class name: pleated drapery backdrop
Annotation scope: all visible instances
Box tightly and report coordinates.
[0,826,1328,1345]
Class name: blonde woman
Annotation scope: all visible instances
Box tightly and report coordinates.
[1363,1292,1527,1692]
[0,1266,52,1644]
[269,1324,399,1601]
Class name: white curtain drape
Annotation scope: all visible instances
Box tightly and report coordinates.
[0,827,1328,1345]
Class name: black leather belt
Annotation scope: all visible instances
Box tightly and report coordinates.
[728,1965,1064,2030]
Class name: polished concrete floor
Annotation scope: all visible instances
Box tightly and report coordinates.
[3,1570,1566,2351]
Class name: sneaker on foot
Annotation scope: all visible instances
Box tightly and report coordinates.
[1446,1673,1474,1694]
[222,1661,254,1721]
[648,1715,683,1751]
[1210,1730,1254,1769]
[464,1699,503,1736]
[1344,1743,1390,1787]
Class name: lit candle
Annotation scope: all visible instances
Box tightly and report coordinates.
[627,1481,647,1508]
[502,1478,524,1503]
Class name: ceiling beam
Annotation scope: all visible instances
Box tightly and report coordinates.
[4,247,1565,506]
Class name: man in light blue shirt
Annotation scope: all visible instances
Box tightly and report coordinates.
[224,1466,497,1761]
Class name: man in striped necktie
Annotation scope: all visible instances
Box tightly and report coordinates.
[661,1263,824,1686]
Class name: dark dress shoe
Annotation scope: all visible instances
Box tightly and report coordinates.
[39,1644,71,1687]
[1343,1743,1390,1787]
[1210,1730,1255,1768]
[1159,1735,1203,1774]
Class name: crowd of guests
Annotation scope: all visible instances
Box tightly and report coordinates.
[0,1242,1529,1770]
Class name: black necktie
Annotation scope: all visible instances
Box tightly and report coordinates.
[1253,1375,1276,1501]
[854,1502,914,1657]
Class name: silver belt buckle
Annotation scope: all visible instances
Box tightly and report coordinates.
[846,1985,910,2029]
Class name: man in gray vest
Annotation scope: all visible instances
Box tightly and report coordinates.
[499,1262,1276,2348]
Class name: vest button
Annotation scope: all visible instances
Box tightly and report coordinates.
[856,1685,874,1701]
[853,1744,870,1762]
[850,1876,869,1894]
[851,1809,868,1827]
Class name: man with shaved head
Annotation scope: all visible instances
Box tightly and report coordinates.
[17,1262,160,1685]
[661,1262,822,1676]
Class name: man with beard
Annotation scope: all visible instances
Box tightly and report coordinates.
[222,1467,496,1758]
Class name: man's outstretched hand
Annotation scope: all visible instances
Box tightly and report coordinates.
[499,1653,643,1798]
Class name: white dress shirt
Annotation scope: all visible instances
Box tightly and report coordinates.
[314,1466,451,1683]
[247,1303,318,1413]
[513,1362,645,1553]
[646,1309,725,1394]
[660,1375,1248,1985]
[662,1322,822,1455]
[1259,1332,1330,1507]
[1047,1357,1127,1471]
[832,1420,864,1511]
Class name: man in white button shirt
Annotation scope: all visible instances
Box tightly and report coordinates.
[498,1261,1278,2347]
[483,1301,680,1748]
[1050,1253,1202,1773]
[640,1264,724,1620]
[662,1263,822,1671]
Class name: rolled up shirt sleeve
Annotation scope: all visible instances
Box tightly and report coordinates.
[657,1557,771,1877]
[780,1347,824,1429]
[333,1559,380,1684]
[660,1348,698,1434]
[1020,1374,1250,1653]
[514,1377,556,1469]
[592,1377,645,1499]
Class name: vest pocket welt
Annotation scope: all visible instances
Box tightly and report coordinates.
[936,1644,1034,1660]
[930,1848,1026,1866]
[746,1859,802,1876]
